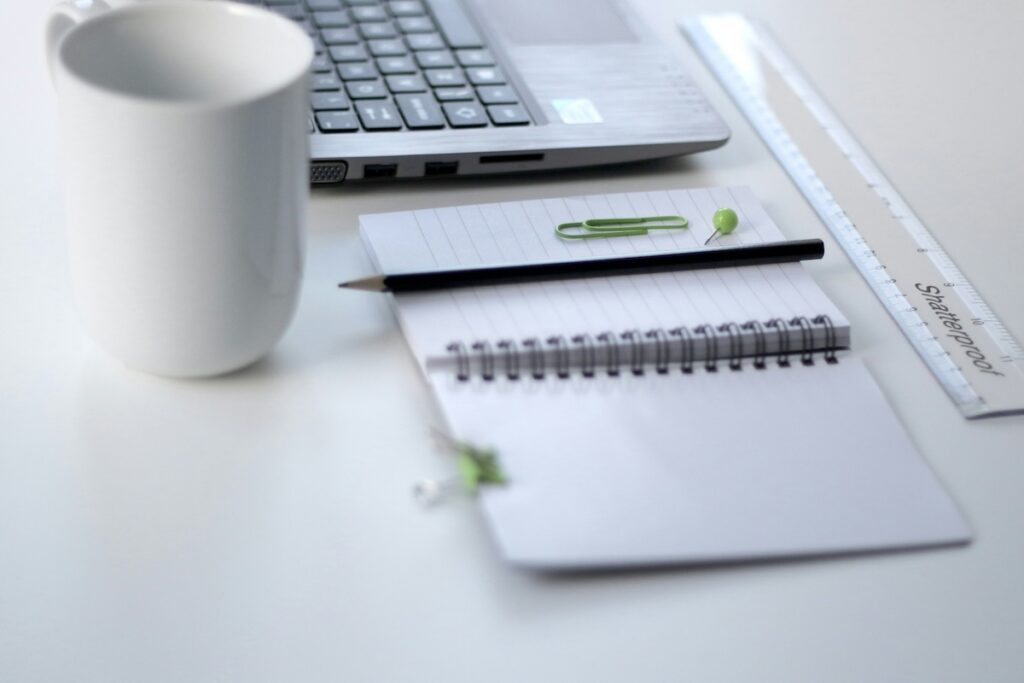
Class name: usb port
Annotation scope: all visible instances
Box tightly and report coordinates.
[425,161,459,176]
[363,164,397,179]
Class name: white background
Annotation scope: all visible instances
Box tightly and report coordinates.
[2,1,1023,681]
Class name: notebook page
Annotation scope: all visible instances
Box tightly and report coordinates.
[431,358,971,568]
[359,188,848,366]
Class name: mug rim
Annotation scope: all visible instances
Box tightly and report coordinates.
[56,0,313,110]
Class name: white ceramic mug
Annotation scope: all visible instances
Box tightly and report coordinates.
[47,0,313,377]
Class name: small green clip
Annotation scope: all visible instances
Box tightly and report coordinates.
[456,442,507,494]
[556,215,689,240]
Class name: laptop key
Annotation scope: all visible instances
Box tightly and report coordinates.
[311,54,332,72]
[268,4,305,20]
[321,27,359,44]
[442,101,487,127]
[425,68,465,87]
[316,111,359,132]
[367,39,408,57]
[486,104,529,125]
[455,49,494,67]
[388,1,426,16]
[397,16,434,33]
[338,62,379,80]
[312,91,352,110]
[377,56,417,74]
[424,0,482,49]
[359,22,398,39]
[432,86,474,101]
[328,44,369,62]
[311,72,343,90]
[313,10,350,27]
[386,74,428,93]
[465,66,505,85]
[406,33,445,51]
[306,0,342,11]
[346,80,388,99]
[351,5,388,22]
[355,101,403,130]
[476,85,518,105]
[415,51,454,69]
[395,93,445,129]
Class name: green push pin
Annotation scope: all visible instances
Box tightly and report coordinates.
[704,207,739,245]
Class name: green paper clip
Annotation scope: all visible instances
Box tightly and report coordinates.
[556,215,689,240]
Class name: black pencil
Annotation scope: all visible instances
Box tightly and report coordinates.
[340,239,825,293]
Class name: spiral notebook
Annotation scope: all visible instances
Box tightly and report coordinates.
[360,187,971,569]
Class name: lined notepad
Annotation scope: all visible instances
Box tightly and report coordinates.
[359,187,971,569]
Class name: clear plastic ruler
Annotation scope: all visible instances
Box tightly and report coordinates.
[682,13,1024,418]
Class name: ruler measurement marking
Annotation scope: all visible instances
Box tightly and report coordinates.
[684,14,1024,417]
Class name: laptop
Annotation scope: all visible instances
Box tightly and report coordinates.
[248,0,730,182]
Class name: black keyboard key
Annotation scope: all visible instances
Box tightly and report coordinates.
[311,54,332,72]
[313,10,350,27]
[321,27,359,44]
[329,44,369,62]
[346,0,379,4]
[351,5,387,21]
[312,91,352,110]
[311,72,343,90]
[316,111,359,132]
[487,104,529,125]
[270,5,306,20]
[424,0,482,49]
[433,86,474,101]
[397,16,434,33]
[385,74,427,93]
[368,39,407,57]
[395,93,445,129]
[355,101,403,130]
[338,62,379,80]
[377,56,417,74]
[476,85,518,105]
[406,33,444,51]
[388,1,426,16]
[306,0,342,9]
[359,22,397,39]
[465,66,505,85]
[455,49,493,67]
[442,101,487,127]
[425,68,465,87]
[415,51,454,69]
[346,80,388,99]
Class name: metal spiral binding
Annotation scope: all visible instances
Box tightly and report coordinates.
[497,339,520,380]
[522,337,545,379]
[695,324,720,372]
[622,329,645,375]
[670,326,695,373]
[547,335,571,379]
[718,321,744,370]
[741,319,768,368]
[813,314,838,364]
[765,317,791,366]
[446,316,841,380]
[789,316,815,365]
[597,332,621,376]
[572,334,597,377]
[646,328,671,374]
[446,341,471,381]
[471,340,495,380]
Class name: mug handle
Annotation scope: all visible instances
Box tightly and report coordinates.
[45,0,112,81]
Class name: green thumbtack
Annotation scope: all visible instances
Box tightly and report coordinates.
[705,207,739,245]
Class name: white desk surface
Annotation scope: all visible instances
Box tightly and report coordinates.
[3,1,1023,680]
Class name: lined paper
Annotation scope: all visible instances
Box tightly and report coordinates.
[359,187,847,366]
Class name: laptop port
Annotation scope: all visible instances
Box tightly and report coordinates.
[479,153,545,164]
[363,163,398,179]
[310,161,348,184]
[425,161,459,176]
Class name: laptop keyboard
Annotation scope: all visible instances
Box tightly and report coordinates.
[233,0,533,134]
